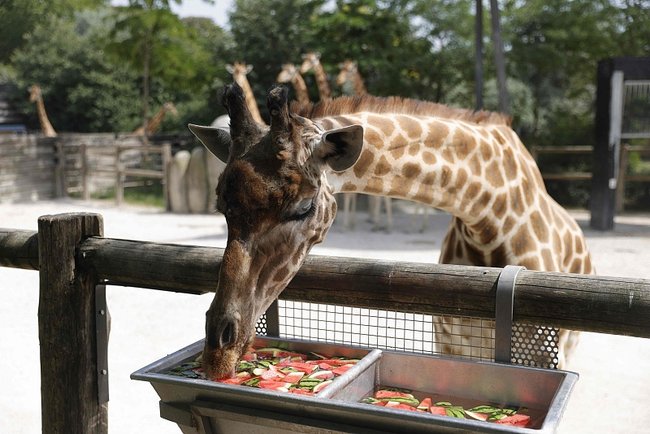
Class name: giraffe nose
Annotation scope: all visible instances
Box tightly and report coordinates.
[206,315,238,350]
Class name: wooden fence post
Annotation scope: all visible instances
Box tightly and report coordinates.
[37,213,108,434]
[115,145,124,206]
[81,143,90,201]
[54,140,66,197]
[162,142,172,212]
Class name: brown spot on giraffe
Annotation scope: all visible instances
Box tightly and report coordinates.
[510,224,535,256]
[503,147,518,181]
[374,155,391,176]
[493,192,508,219]
[402,162,421,179]
[479,140,493,161]
[530,211,549,243]
[541,249,555,270]
[425,121,449,149]
[364,127,383,150]
[366,178,385,194]
[422,151,437,165]
[397,115,423,139]
[451,129,473,160]
[464,182,481,201]
[353,149,375,178]
[368,114,395,136]
[274,265,290,282]
[390,134,408,159]
[485,161,505,188]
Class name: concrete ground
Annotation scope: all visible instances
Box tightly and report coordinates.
[1,198,649,434]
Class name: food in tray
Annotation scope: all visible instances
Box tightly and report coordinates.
[167,346,359,395]
[362,388,531,427]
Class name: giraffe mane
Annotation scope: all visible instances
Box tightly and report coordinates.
[291,95,511,126]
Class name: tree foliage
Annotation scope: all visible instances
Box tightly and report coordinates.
[1,0,649,142]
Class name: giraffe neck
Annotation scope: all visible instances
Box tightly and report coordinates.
[145,106,167,135]
[312,63,331,101]
[35,96,56,137]
[234,75,264,124]
[352,72,367,95]
[319,111,593,274]
[290,73,310,106]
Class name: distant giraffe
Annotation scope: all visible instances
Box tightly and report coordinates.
[300,52,331,102]
[188,84,592,379]
[277,63,310,106]
[336,60,393,232]
[28,84,56,137]
[226,62,264,125]
[133,102,178,136]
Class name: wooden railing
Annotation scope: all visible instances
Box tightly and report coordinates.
[2,214,650,432]
[531,144,650,210]
[57,140,172,208]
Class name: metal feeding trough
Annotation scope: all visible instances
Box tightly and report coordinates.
[132,336,577,434]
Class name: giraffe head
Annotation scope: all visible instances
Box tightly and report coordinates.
[226,62,254,87]
[163,102,178,117]
[28,84,42,102]
[299,52,321,74]
[336,60,358,86]
[276,63,298,83]
[188,83,363,379]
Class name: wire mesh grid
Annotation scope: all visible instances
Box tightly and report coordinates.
[622,80,650,137]
[256,300,559,369]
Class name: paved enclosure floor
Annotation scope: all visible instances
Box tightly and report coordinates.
[1,199,649,434]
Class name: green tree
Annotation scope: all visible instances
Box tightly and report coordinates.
[228,0,325,109]
[11,10,141,132]
[0,0,106,62]
[107,0,218,130]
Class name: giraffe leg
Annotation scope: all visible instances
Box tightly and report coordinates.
[384,197,392,233]
[342,193,356,230]
[432,315,495,360]
[557,329,581,369]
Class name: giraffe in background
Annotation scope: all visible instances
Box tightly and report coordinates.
[277,63,310,106]
[226,62,264,125]
[133,102,178,136]
[28,84,56,137]
[188,84,592,379]
[336,60,393,232]
[300,52,332,102]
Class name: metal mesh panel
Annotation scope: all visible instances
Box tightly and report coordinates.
[511,324,559,369]
[622,80,650,138]
[255,301,560,369]
[255,313,268,335]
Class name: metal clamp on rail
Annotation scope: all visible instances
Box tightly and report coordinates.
[494,265,526,364]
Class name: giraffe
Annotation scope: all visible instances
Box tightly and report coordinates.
[226,62,264,125]
[133,102,178,136]
[276,63,311,106]
[300,52,331,102]
[28,84,56,137]
[336,60,393,232]
[188,83,593,379]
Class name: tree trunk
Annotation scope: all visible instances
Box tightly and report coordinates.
[475,0,484,110]
[490,0,509,114]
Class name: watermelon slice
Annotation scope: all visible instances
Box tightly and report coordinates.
[429,406,447,416]
[465,410,489,421]
[375,390,415,400]
[308,370,334,380]
[385,401,418,411]
[312,379,332,393]
[494,414,530,427]
[284,371,305,384]
[258,380,291,391]
[417,397,432,411]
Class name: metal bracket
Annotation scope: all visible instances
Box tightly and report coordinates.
[96,284,109,404]
[494,265,525,364]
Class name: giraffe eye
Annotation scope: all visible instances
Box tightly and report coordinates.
[290,198,315,221]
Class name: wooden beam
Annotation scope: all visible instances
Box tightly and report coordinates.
[3,229,649,340]
[37,214,108,434]
[75,237,650,339]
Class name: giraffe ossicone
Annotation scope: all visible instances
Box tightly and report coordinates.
[190,82,592,378]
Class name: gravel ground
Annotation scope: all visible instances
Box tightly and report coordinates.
[1,198,649,434]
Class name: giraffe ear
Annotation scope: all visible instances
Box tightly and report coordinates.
[318,124,364,172]
[188,123,232,163]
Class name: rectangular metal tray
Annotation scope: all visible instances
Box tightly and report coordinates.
[132,337,577,434]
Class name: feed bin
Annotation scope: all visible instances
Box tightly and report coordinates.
[132,337,577,434]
